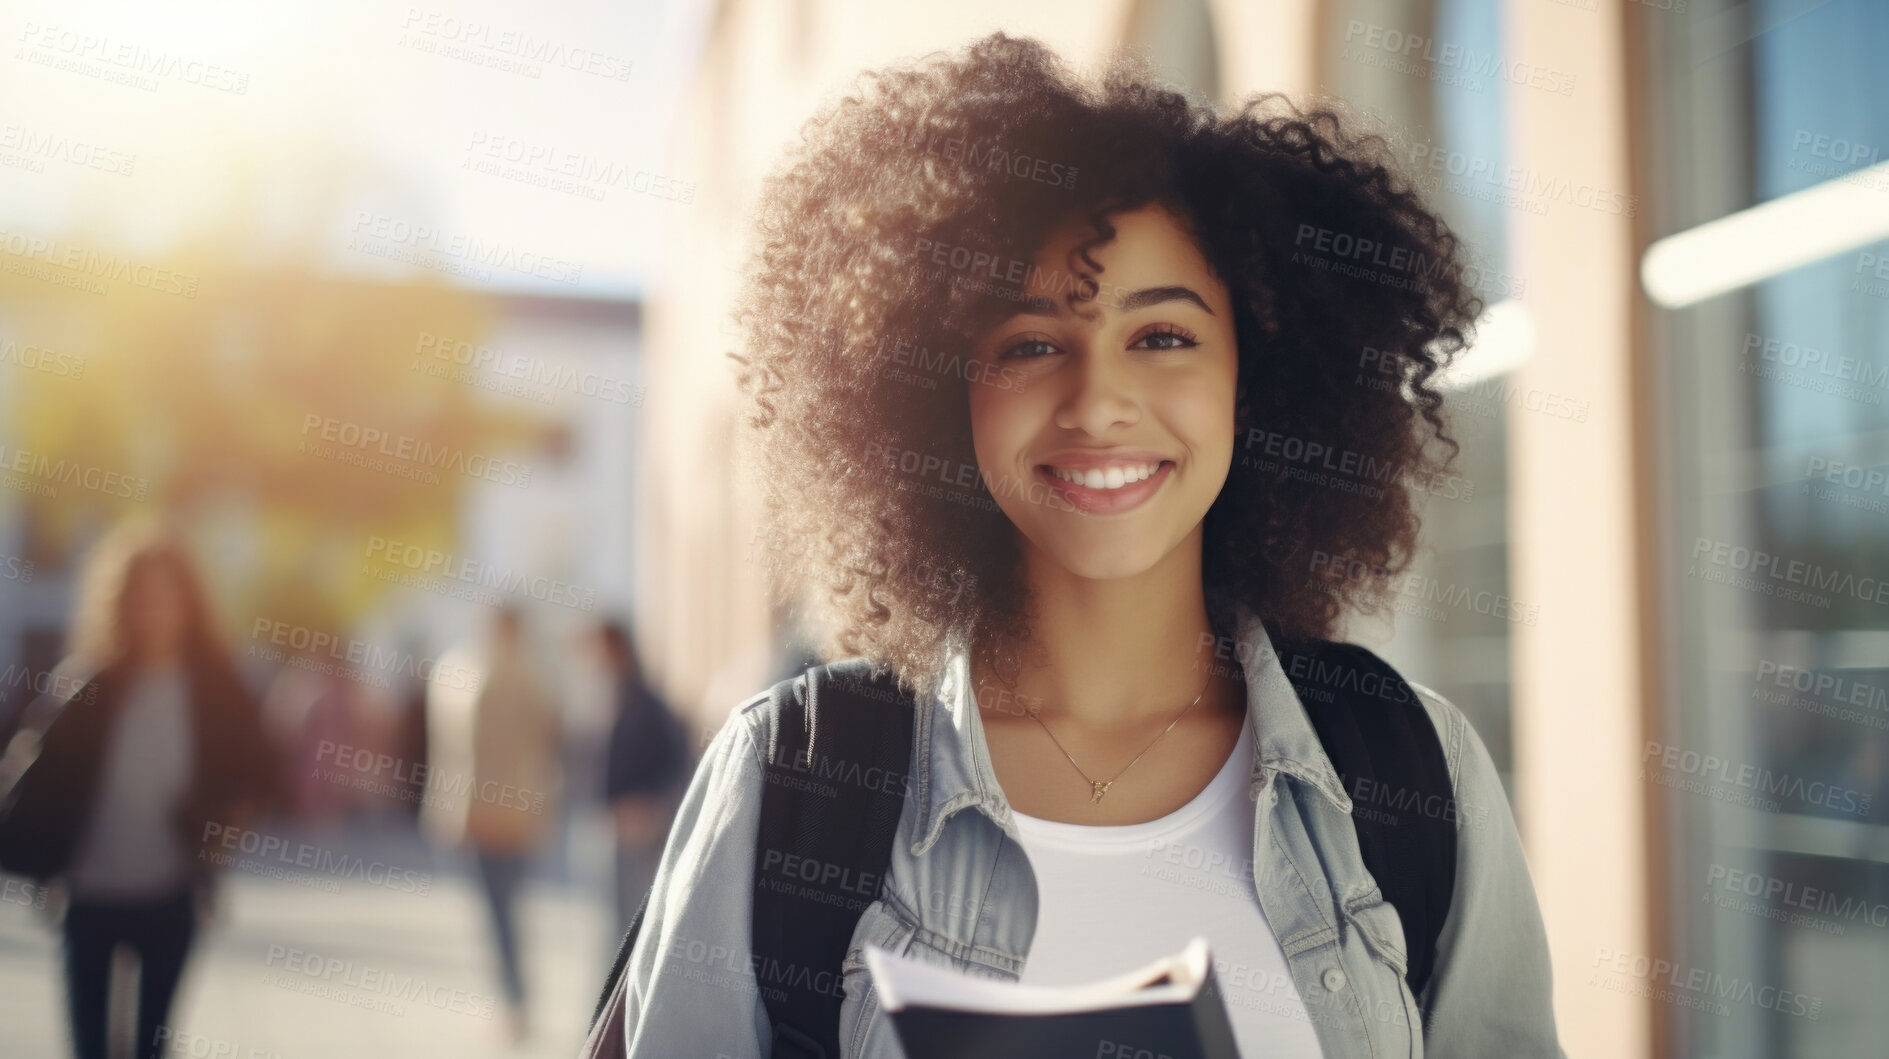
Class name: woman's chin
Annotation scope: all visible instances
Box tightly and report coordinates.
[1034,540,1172,583]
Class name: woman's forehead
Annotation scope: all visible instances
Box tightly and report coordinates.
[1029,205,1209,275]
[996,206,1226,315]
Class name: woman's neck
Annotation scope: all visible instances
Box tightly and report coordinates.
[976,526,1231,727]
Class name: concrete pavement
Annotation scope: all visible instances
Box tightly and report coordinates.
[0,813,622,1059]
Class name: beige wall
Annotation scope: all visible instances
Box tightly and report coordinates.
[1506,2,1652,1056]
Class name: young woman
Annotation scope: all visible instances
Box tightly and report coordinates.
[616,33,1561,1058]
[0,524,277,1059]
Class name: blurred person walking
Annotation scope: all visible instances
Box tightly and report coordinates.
[257,653,355,824]
[591,619,690,942]
[0,523,278,1059]
[422,604,560,1043]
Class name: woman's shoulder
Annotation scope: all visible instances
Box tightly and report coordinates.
[1400,679,1466,780]
[694,661,920,788]
[694,683,782,778]
[1398,678,1516,846]
[10,659,118,755]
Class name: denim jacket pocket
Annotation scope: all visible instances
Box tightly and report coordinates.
[839,897,919,1059]
[1340,891,1408,978]
[1339,893,1423,1057]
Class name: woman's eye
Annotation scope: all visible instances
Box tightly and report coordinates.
[998,338,1059,360]
[1132,327,1199,351]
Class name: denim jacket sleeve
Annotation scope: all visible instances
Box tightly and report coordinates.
[1409,681,1566,1058]
[621,695,771,1058]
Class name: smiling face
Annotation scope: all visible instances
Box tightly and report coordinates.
[967,204,1240,582]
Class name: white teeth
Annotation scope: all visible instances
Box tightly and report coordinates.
[1047,462,1164,490]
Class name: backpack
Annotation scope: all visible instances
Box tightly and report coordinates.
[582,638,1457,1059]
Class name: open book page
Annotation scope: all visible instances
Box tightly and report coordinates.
[865,936,1210,1015]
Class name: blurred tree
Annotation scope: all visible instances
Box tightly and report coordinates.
[0,217,547,642]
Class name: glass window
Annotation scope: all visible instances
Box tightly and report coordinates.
[1640,0,1889,1053]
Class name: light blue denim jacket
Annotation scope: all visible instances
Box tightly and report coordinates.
[619,603,1564,1057]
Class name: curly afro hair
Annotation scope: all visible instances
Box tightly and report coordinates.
[730,32,1479,703]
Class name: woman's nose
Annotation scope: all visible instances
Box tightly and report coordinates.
[1054,349,1141,436]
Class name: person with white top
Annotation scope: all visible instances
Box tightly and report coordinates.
[0,524,277,1059]
[613,32,1563,1058]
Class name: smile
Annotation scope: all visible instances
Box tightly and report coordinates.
[1043,461,1165,490]
[1034,460,1175,515]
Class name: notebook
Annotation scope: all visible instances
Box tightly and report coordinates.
[863,936,1242,1059]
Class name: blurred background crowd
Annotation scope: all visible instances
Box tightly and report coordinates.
[0,1,1885,1057]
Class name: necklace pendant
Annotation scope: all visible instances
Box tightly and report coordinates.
[1089,780,1112,804]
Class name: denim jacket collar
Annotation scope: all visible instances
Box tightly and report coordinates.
[908,601,1354,857]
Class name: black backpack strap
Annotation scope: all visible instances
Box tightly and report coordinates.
[752,659,916,1059]
[590,884,651,1033]
[585,659,916,1057]
[1275,637,1456,1000]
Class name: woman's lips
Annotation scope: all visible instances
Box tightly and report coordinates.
[1034,460,1174,515]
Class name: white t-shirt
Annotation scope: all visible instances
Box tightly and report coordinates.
[67,663,196,900]
[1011,717,1326,1058]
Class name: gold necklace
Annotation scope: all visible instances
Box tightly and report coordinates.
[1027,672,1213,804]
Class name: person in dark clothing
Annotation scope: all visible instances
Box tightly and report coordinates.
[0,523,278,1059]
[592,619,691,941]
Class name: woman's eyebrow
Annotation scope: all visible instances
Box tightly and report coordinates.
[1012,284,1216,319]
[1118,285,1215,314]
